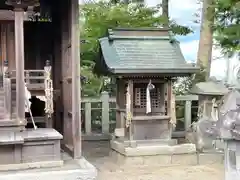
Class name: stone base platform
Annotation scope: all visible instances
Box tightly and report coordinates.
[109,149,224,168]
[110,139,224,167]
[0,157,97,180]
[0,128,63,171]
[110,139,196,156]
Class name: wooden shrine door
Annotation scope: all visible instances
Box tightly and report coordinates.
[60,0,81,158]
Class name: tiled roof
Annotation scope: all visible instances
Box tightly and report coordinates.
[98,28,199,75]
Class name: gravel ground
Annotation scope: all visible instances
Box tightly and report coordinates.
[97,164,224,180]
[82,141,224,180]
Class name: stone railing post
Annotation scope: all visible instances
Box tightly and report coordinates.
[25,70,30,85]
[101,91,110,134]
[84,102,92,135]
[184,100,192,131]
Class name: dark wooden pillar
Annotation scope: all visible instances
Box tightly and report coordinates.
[0,24,7,80]
[14,8,26,126]
[116,78,125,129]
[71,0,81,158]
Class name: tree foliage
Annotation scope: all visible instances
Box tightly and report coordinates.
[80,1,193,96]
[81,2,192,61]
[214,0,240,53]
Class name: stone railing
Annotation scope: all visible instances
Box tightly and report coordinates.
[81,92,199,140]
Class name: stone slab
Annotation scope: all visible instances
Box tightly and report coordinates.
[0,160,63,171]
[120,139,178,146]
[0,128,63,167]
[0,132,23,145]
[109,150,224,168]
[21,128,63,141]
[198,152,224,165]
[110,139,196,156]
[110,140,224,167]
[0,128,62,145]
[0,158,97,180]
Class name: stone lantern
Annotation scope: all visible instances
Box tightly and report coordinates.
[217,89,240,180]
[190,80,229,152]
[191,88,240,179]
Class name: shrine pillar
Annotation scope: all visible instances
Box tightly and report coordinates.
[71,0,81,159]
[14,7,26,126]
[6,0,40,127]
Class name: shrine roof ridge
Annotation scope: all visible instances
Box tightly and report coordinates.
[107,28,172,40]
[108,35,171,41]
[107,68,199,74]
[108,27,170,32]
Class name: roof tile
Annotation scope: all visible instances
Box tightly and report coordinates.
[98,29,199,75]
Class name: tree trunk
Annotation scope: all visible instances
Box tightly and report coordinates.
[162,0,169,26]
[197,0,214,80]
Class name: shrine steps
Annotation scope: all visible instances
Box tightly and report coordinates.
[0,128,63,171]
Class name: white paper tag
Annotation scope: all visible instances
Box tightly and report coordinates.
[115,128,125,137]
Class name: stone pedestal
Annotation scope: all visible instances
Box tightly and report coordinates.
[110,138,196,156]
[0,128,63,171]
[131,116,171,140]
[112,115,197,157]
[110,141,223,167]
[224,140,240,180]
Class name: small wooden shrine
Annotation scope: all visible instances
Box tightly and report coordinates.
[97,28,199,156]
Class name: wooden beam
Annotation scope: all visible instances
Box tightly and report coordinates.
[71,0,81,159]
[127,80,134,145]
[1,24,7,67]
[14,8,26,126]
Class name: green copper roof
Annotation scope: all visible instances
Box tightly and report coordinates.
[98,28,199,75]
[190,81,229,95]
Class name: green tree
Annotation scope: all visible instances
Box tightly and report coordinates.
[81,1,193,66]
[214,0,240,53]
[80,1,193,96]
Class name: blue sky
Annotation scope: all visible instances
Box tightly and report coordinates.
[80,0,231,79]
[145,0,230,79]
[146,0,201,62]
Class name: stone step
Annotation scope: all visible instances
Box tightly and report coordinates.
[0,158,97,180]
[104,151,224,169]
